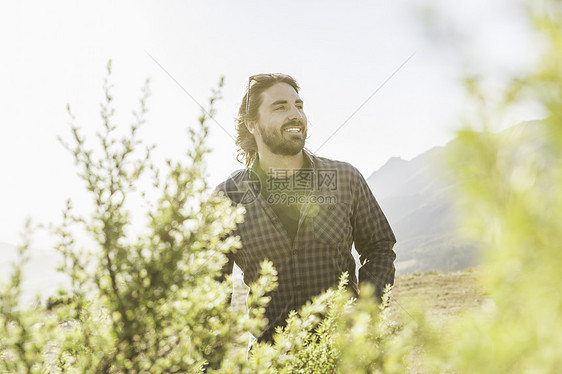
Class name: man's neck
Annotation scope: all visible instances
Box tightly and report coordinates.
[257,149,305,177]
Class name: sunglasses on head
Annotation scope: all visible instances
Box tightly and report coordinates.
[245,73,292,115]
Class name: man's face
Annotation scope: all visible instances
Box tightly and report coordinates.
[253,82,307,156]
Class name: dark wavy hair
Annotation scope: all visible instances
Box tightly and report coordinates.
[235,74,300,167]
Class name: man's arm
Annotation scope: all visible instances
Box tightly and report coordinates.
[350,168,396,302]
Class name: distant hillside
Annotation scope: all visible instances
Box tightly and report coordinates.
[333,140,472,276]
[366,140,476,274]
[367,121,544,274]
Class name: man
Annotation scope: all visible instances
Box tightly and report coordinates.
[216,73,396,343]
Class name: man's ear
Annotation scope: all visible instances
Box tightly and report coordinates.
[245,120,259,135]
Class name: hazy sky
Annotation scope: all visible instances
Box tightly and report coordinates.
[0,0,541,246]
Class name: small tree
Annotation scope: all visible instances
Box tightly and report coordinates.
[53,61,282,372]
[1,61,278,373]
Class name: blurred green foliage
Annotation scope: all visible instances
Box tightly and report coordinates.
[421,1,562,372]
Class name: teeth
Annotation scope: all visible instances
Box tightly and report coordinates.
[284,127,301,132]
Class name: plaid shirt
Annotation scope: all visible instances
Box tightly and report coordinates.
[216,150,396,340]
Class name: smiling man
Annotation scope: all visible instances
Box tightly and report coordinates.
[216,73,396,343]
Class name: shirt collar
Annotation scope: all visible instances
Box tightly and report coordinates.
[250,149,316,177]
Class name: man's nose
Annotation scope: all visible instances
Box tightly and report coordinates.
[288,105,305,121]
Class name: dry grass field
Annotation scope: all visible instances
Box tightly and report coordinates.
[389,270,489,373]
[390,270,488,324]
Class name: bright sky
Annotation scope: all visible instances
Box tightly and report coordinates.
[0,0,541,247]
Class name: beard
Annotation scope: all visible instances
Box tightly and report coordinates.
[259,120,307,156]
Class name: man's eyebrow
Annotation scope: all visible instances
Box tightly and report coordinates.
[270,100,288,106]
[270,99,304,106]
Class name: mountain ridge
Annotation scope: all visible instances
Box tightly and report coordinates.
[366,137,474,274]
[367,121,545,274]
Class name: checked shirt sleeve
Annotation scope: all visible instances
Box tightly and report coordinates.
[350,167,397,302]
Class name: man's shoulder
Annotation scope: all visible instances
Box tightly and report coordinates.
[215,168,261,205]
[308,153,371,200]
[215,168,253,194]
[310,153,362,177]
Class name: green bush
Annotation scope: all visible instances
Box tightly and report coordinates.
[0,61,276,373]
